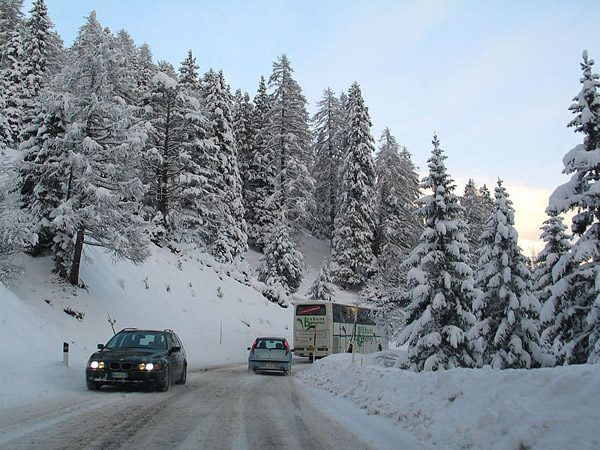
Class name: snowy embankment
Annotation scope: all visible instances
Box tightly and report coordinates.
[0,243,293,408]
[299,352,600,450]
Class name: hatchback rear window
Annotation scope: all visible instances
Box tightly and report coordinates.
[255,339,286,350]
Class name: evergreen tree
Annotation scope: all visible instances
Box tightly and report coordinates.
[246,76,276,248]
[178,49,200,94]
[141,67,208,245]
[19,11,150,285]
[307,259,334,301]
[330,82,377,289]
[258,212,304,295]
[534,212,572,308]
[471,180,543,369]
[20,0,59,131]
[537,212,573,364]
[399,135,476,372]
[265,54,314,231]
[232,89,255,212]
[311,87,345,238]
[0,0,26,147]
[374,128,421,300]
[202,69,248,263]
[135,43,157,97]
[461,179,493,256]
[545,50,600,364]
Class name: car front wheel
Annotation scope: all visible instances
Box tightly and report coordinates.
[159,368,170,392]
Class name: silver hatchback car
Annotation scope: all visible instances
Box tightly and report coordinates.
[248,337,292,375]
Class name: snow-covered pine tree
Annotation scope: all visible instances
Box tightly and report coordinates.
[374,128,421,298]
[0,0,26,147]
[330,82,377,289]
[19,0,60,132]
[135,43,157,97]
[471,180,544,369]
[461,179,494,256]
[202,69,248,263]
[311,87,345,238]
[265,54,314,232]
[536,212,573,364]
[545,50,600,364]
[399,134,476,371]
[178,49,200,94]
[534,212,572,308]
[307,259,334,301]
[244,76,276,248]
[258,211,304,295]
[19,11,150,285]
[232,89,255,212]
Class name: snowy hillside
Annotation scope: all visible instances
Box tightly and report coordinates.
[0,241,296,407]
[1,235,599,449]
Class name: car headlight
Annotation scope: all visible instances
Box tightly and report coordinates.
[88,361,104,369]
[138,363,160,371]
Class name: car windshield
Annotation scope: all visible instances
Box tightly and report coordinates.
[106,332,167,350]
[255,339,286,350]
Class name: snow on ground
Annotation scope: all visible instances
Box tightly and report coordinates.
[299,352,600,450]
[1,232,600,449]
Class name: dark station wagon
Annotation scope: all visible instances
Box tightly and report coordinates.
[86,328,187,391]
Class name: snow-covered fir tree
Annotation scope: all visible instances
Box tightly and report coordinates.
[311,87,345,238]
[374,128,421,301]
[461,179,494,256]
[232,88,257,240]
[135,43,157,97]
[330,82,378,289]
[18,11,150,285]
[140,60,210,245]
[264,54,314,232]
[307,259,334,301]
[19,0,61,131]
[399,135,476,372]
[534,212,572,308]
[244,76,276,248]
[258,212,304,295]
[178,50,200,93]
[202,69,248,263]
[0,0,26,147]
[545,50,600,364]
[536,212,574,362]
[471,180,544,369]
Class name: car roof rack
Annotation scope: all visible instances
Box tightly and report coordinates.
[164,329,174,333]
[119,327,138,332]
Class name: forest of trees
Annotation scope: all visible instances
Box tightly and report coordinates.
[1,1,599,370]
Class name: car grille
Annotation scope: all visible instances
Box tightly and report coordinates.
[109,362,134,370]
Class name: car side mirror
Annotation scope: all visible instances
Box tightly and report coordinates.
[97,344,104,350]
[169,346,181,354]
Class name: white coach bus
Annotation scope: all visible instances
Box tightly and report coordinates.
[293,300,387,361]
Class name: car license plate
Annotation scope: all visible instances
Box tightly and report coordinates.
[263,363,276,368]
[112,371,128,379]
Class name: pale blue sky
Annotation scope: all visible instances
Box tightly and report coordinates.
[24,0,600,242]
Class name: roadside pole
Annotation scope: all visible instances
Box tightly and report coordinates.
[63,342,69,367]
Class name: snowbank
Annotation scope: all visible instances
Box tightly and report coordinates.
[299,352,600,450]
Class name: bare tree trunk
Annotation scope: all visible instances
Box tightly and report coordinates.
[69,226,85,286]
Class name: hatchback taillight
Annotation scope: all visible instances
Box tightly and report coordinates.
[284,340,289,356]
[251,339,258,354]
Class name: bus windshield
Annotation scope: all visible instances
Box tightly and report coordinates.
[296,304,326,316]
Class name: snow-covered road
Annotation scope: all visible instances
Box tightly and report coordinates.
[0,361,415,450]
